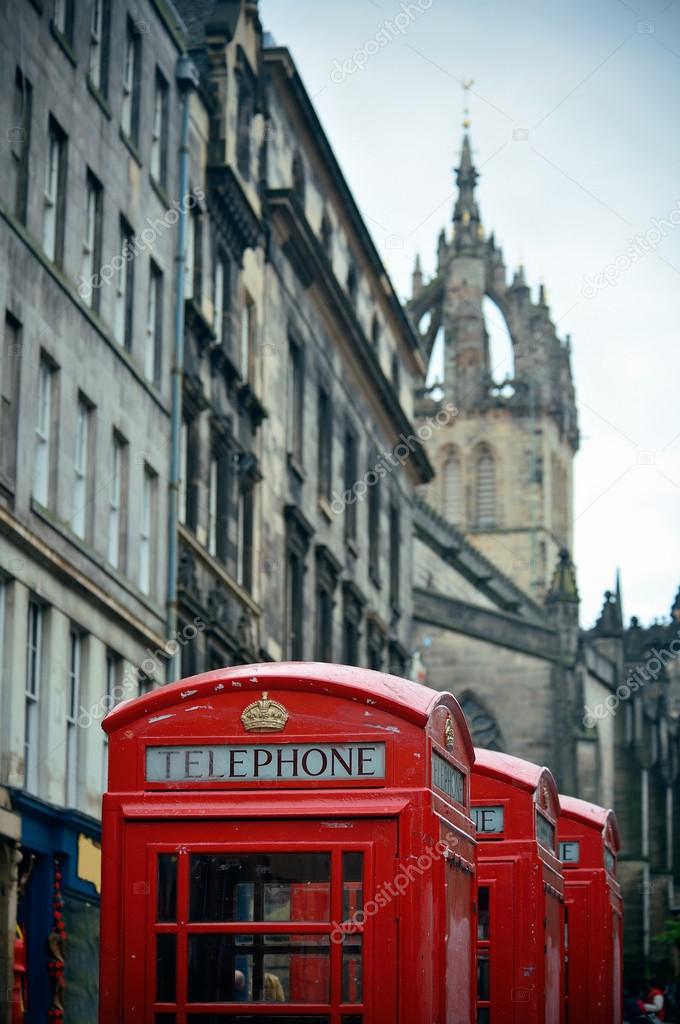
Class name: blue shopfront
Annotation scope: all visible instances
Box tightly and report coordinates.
[10,791,101,1023]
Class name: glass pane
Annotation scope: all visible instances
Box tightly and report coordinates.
[156,934,176,1003]
[477,1010,490,1024]
[157,854,177,922]
[187,1018,330,1024]
[156,1017,176,1024]
[189,853,330,922]
[477,886,490,941]
[342,1018,363,1024]
[477,950,490,1001]
[342,934,362,1003]
[188,934,329,1003]
[342,852,363,923]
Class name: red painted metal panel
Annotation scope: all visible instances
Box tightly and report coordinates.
[471,749,565,1024]
[100,663,478,1024]
[558,795,623,1024]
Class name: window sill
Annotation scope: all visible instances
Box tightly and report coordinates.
[237,381,268,428]
[317,495,333,522]
[119,127,142,167]
[150,175,170,209]
[50,21,77,66]
[0,473,15,502]
[29,498,164,617]
[346,536,359,559]
[287,452,306,483]
[87,76,111,119]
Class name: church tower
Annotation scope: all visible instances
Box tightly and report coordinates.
[409,130,579,600]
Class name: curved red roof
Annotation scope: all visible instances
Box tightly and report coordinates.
[472,748,560,809]
[558,794,620,848]
[102,662,475,761]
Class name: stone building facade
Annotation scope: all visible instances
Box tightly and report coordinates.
[0,0,186,1015]
[258,44,431,670]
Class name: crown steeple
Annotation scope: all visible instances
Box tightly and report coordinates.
[452,131,482,253]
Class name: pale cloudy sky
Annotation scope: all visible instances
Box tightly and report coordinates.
[260,0,680,626]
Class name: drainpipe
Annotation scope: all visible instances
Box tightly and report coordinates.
[166,54,198,683]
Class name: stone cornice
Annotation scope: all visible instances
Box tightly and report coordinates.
[268,188,434,485]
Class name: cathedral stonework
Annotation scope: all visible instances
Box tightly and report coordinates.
[410,131,680,980]
[410,132,578,602]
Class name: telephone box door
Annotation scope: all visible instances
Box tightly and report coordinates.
[475,862,515,1023]
[121,818,398,1024]
[544,887,563,1024]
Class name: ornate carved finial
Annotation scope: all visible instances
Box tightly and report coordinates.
[241,691,289,733]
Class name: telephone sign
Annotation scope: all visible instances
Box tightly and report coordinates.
[145,740,386,782]
[558,840,580,863]
[473,805,504,834]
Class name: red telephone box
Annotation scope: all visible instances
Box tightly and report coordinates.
[471,749,564,1024]
[557,795,623,1024]
[100,663,477,1024]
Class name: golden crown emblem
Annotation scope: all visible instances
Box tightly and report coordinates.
[241,691,289,733]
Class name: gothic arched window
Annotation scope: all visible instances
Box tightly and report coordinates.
[459,693,504,751]
[441,449,463,526]
[475,446,496,528]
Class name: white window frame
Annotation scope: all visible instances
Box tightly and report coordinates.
[236,488,246,587]
[185,213,196,301]
[139,466,154,594]
[25,600,42,793]
[150,73,166,183]
[89,0,103,87]
[72,398,89,538]
[214,258,225,345]
[114,221,130,346]
[33,360,52,506]
[102,652,120,789]
[43,127,60,261]
[53,0,67,35]
[81,179,98,306]
[208,455,218,557]
[65,628,81,806]
[121,26,136,138]
[107,435,123,567]
[240,294,252,380]
[144,264,158,382]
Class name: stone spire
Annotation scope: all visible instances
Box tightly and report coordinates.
[594,585,624,637]
[411,253,423,299]
[452,132,482,253]
[545,548,580,656]
[545,548,579,605]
